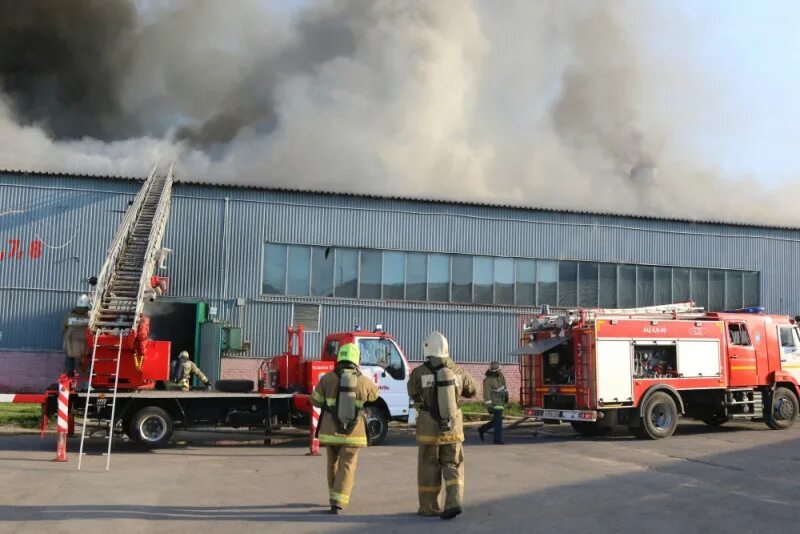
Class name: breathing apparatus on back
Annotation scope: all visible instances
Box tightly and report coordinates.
[423,331,459,432]
[333,343,362,434]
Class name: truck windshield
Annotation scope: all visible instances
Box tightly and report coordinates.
[358,338,405,380]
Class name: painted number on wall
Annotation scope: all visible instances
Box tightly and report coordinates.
[0,239,43,261]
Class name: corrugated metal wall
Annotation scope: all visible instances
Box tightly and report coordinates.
[4,171,800,363]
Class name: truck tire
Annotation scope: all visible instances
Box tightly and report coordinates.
[570,421,612,437]
[765,387,799,430]
[214,379,254,393]
[365,405,389,446]
[128,406,174,448]
[701,414,730,427]
[636,392,678,440]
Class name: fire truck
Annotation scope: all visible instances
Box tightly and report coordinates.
[40,165,410,467]
[517,303,800,439]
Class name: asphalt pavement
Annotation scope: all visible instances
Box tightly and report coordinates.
[0,420,798,533]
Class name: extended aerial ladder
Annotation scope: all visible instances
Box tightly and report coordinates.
[78,163,174,470]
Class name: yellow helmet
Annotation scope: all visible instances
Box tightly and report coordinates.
[337,343,360,365]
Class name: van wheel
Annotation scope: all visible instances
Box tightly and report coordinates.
[365,405,389,446]
[765,387,798,430]
[128,406,173,448]
[636,392,678,440]
[570,421,612,437]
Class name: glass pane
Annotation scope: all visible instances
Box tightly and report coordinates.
[598,264,617,307]
[406,253,427,301]
[473,256,494,304]
[262,243,286,294]
[515,259,536,306]
[360,250,382,299]
[691,269,709,309]
[725,271,742,309]
[619,265,636,307]
[428,254,450,302]
[558,261,578,307]
[334,248,358,298]
[287,245,310,296]
[578,263,598,307]
[310,247,334,297]
[636,266,654,306]
[673,268,690,302]
[494,258,514,305]
[382,251,405,300]
[743,271,759,307]
[709,270,725,311]
[451,256,473,303]
[537,260,558,305]
[655,267,671,305]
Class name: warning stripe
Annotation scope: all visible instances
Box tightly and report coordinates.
[0,393,47,403]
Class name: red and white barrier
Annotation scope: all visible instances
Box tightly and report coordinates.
[307,406,321,456]
[55,375,69,462]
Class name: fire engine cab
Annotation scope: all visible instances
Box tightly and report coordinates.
[518,303,800,439]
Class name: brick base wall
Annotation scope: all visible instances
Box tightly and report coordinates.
[219,358,521,402]
[0,351,64,393]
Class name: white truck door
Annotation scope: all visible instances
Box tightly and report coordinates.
[357,337,410,418]
[596,339,633,404]
[777,326,800,383]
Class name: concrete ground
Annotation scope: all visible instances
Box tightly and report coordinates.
[0,420,798,533]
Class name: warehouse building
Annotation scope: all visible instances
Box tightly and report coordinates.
[1,170,799,394]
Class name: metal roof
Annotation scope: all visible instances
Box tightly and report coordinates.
[3,167,799,232]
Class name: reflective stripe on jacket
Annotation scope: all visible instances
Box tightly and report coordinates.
[311,367,379,447]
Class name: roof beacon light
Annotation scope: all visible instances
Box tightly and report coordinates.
[374,323,384,333]
[354,324,362,332]
[725,307,766,314]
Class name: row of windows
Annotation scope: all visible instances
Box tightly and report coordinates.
[261,243,760,311]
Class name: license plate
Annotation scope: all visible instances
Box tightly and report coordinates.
[532,408,596,422]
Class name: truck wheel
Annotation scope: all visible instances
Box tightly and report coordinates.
[128,406,173,448]
[365,405,389,446]
[215,379,254,393]
[765,387,799,430]
[701,414,730,427]
[637,392,678,440]
[570,421,612,437]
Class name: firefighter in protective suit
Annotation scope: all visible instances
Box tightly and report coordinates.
[62,294,91,376]
[177,351,210,391]
[311,343,379,514]
[408,331,478,520]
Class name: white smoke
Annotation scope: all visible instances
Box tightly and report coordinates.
[0,0,794,226]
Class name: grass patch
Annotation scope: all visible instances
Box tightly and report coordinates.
[0,403,42,428]
[460,402,525,422]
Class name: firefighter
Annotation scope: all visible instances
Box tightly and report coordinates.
[177,351,211,391]
[61,294,90,376]
[478,361,508,444]
[408,331,478,520]
[311,342,379,514]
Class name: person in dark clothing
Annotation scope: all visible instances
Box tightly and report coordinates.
[478,361,508,444]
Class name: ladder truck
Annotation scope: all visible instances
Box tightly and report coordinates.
[42,166,410,467]
[517,303,800,439]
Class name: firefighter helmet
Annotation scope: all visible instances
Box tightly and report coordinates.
[489,361,502,372]
[423,331,450,359]
[76,294,90,308]
[179,350,190,360]
[337,343,360,366]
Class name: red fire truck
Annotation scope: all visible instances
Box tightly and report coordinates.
[518,303,800,439]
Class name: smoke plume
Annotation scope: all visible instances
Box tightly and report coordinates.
[0,0,793,225]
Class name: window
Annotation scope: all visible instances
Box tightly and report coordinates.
[779,326,796,348]
[473,256,494,304]
[382,251,405,300]
[357,338,405,380]
[743,272,759,308]
[406,253,427,301]
[598,264,617,307]
[728,323,751,346]
[578,262,598,307]
[558,261,578,307]
[292,303,320,331]
[494,258,514,305]
[619,265,636,308]
[636,266,654,306]
[263,243,287,294]
[334,249,358,298]
[360,250,382,299]
[287,245,310,296]
[451,255,473,303]
[691,269,708,309]
[515,259,536,306]
[725,271,743,310]
[537,261,557,305]
[311,247,334,297]
[428,254,450,302]
[655,267,671,305]
[709,270,724,311]
[324,339,340,358]
[673,268,690,302]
